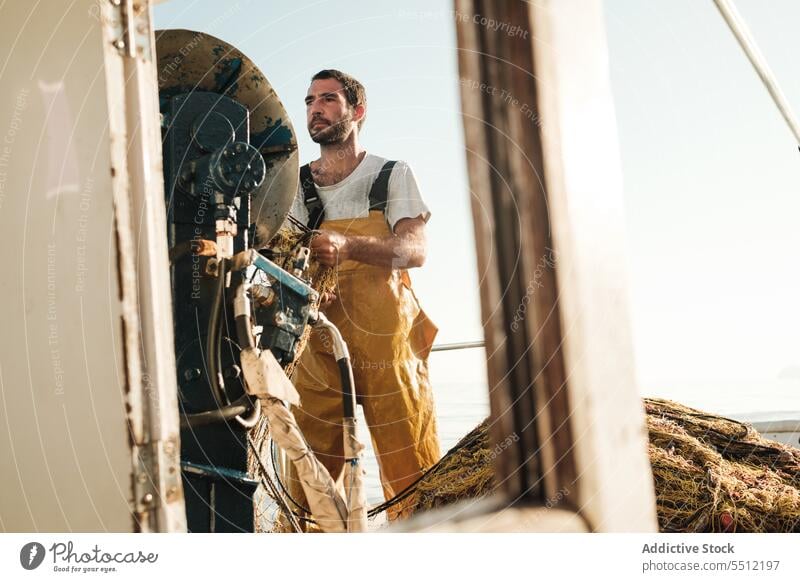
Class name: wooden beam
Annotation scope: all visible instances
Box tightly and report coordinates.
[455,0,657,531]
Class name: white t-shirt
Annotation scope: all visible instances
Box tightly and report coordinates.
[287,153,430,232]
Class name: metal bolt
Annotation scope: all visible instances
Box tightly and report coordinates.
[205,258,219,276]
[113,39,125,50]
[235,143,245,153]
[141,493,154,505]
[223,365,241,380]
[110,0,121,5]
[183,368,201,382]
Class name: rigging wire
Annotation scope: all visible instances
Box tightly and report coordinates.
[713,0,800,146]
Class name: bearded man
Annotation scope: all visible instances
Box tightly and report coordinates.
[286,69,440,522]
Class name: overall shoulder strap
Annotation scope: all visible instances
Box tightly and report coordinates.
[300,163,325,230]
[367,160,397,212]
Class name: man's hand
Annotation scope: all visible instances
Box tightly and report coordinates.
[319,290,338,309]
[310,230,349,267]
[309,216,427,270]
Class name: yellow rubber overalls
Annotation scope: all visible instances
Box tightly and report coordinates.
[287,209,441,525]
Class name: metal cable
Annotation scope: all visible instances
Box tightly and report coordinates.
[713,0,800,146]
[260,425,486,525]
[430,340,485,353]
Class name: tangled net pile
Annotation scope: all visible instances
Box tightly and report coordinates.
[401,398,800,532]
[645,399,800,532]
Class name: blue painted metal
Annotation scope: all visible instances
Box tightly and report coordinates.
[251,252,317,300]
[251,118,294,151]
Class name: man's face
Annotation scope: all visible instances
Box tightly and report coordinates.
[305,78,360,144]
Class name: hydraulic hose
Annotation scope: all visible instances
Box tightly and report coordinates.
[232,275,260,428]
[188,258,260,428]
[206,258,229,407]
[314,313,356,418]
[312,313,366,531]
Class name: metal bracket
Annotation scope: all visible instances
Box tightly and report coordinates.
[132,437,182,514]
[241,249,318,301]
[106,0,152,61]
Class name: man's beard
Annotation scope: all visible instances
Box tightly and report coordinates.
[309,116,353,144]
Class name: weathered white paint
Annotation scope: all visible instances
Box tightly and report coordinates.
[0,0,184,532]
[0,0,133,532]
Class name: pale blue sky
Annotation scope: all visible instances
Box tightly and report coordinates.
[154,1,800,411]
[605,0,800,396]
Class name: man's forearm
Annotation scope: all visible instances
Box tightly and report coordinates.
[310,217,428,269]
[345,232,425,269]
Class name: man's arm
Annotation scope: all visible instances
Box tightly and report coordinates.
[310,216,427,269]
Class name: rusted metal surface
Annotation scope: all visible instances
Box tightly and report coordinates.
[155,29,299,244]
[103,0,187,532]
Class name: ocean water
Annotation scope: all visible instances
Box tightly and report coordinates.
[641,378,800,420]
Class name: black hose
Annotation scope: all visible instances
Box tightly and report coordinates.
[192,261,262,429]
[338,357,356,419]
[206,258,229,407]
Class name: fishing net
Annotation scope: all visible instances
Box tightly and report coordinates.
[646,398,800,532]
[401,398,800,533]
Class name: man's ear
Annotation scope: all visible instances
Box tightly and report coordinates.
[353,104,366,125]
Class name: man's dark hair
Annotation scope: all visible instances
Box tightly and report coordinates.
[312,69,367,130]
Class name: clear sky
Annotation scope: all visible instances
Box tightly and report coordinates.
[605,0,800,402]
[153,0,800,412]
